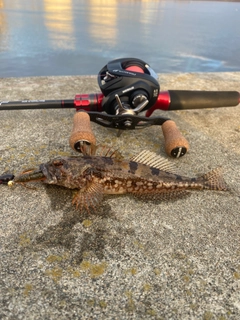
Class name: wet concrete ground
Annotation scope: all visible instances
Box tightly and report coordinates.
[0,73,239,319]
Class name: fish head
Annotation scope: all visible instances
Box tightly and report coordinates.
[40,158,68,185]
[39,157,91,189]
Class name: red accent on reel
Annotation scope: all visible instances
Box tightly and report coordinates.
[125,66,144,73]
[145,91,171,117]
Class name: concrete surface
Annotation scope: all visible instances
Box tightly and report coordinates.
[0,73,239,320]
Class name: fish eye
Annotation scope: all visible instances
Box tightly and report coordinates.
[53,159,64,167]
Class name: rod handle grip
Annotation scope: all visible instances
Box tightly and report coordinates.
[162,120,189,157]
[69,111,96,155]
[168,90,239,110]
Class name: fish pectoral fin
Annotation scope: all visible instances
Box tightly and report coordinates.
[131,189,190,201]
[72,182,103,213]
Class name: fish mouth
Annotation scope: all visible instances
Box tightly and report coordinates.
[29,169,46,181]
[39,163,57,184]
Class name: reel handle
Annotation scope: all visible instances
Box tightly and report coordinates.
[161,120,189,158]
[69,111,96,155]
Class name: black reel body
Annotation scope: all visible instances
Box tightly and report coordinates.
[98,58,160,115]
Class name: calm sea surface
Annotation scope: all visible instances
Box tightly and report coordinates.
[0,0,240,77]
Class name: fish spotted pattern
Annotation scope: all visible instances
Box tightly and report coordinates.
[13,150,228,213]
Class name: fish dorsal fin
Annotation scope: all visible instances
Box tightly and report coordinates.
[96,145,124,161]
[131,150,176,173]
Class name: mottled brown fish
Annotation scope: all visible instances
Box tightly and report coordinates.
[11,150,228,213]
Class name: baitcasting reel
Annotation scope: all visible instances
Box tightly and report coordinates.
[1,57,239,158]
[98,58,160,117]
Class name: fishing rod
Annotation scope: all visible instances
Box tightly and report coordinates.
[0,58,239,158]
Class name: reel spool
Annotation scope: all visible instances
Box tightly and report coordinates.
[98,58,160,116]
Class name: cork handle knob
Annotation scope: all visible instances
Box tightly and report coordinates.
[69,112,96,155]
[161,120,189,158]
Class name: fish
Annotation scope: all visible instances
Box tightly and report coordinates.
[11,150,229,213]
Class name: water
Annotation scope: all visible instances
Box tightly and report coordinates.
[0,0,240,77]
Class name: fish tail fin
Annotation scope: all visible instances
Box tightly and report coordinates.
[201,167,229,191]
